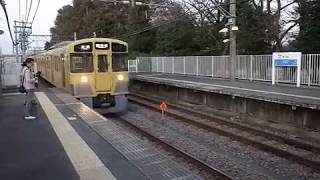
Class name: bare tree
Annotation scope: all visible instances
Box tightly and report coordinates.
[252,0,298,50]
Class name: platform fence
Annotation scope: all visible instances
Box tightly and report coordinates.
[132,54,320,86]
[0,55,22,89]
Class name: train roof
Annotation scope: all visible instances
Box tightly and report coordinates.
[48,41,72,50]
[49,38,127,50]
[67,38,128,47]
[35,38,128,56]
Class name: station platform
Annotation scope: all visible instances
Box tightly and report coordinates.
[131,73,320,110]
[0,87,200,180]
[130,73,320,129]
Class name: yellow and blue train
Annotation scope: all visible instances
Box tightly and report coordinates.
[33,38,129,110]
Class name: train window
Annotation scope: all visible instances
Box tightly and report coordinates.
[112,43,127,52]
[53,57,56,71]
[46,57,50,68]
[42,57,45,68]
[112,53,128,72]
[57,56,60,71]
[58,58,62,71]
[70,53,93,73]
[98,55,108,72]
[55,56,59,71]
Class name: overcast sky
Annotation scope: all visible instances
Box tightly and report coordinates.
[0,0,73,54]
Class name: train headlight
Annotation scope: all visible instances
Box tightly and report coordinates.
[117,74,124,81]
[81,76,88,83]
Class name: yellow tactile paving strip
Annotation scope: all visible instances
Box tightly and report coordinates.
[35,92,116,180]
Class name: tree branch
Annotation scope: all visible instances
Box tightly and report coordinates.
[280,0,297,11]
[279,21,298,42]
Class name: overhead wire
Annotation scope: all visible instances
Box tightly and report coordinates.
[114,0,252,39]
[113,1,220,38]
[26,0,33,22]
[25,0,28,21]
[113,20,174,38]
[0,0,16,45]
[113,4,200,38]
[31,0,40,24]
[19,0,21,21]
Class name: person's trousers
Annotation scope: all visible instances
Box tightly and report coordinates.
[25,89,35,116]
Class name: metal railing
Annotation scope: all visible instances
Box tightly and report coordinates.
[301,54,320,86]
[236,55,272,81]
[131,54,320,86]
[128,60,138,73]
[137,56,230,78]
[0,55,22,89]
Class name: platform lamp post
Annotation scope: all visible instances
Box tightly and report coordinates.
[229,0,237,81]
[0,57,2,97]
[219,0,238,81]
[0,29,3,97]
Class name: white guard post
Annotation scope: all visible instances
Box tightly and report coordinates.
[136,59,138,73]
[272,52,302,87]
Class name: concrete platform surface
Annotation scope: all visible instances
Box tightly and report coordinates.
[0,92,146,180]
[132,73,320,110]
[0,94,79,180]
[0,87,201,180]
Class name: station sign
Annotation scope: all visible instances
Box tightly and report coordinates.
[272,52,302,87]
[272,52,301,67]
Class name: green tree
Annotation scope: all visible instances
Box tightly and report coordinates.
[294,0,320,53]
[50,5,76,43]
[124,3,156,57]
[150,3,201,56]
[237,2,273,54]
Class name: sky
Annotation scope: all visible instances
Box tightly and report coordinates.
[0,0,73,54]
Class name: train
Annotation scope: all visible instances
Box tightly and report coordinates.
[32,38,129,111]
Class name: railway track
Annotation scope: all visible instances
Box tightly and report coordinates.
[128,93,320,171]
[114,116,236,180]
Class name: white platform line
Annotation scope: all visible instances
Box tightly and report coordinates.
[137,75,320,101]
[35,92,116,180]
[2,92,24,96]
[55,102,83,106]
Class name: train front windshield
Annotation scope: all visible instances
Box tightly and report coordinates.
[112,53,128,72]
[70,53,94,73]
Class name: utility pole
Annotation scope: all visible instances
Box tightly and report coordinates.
[0,50,2,97]
[229,0,237,81]
[14,21,32,62]
[131,0,135,7]
[14,21,19,62]
[129,0,136,27]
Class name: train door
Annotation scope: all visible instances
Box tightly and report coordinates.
[95,54,112,92]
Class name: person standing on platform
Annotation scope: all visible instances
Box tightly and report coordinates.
[20,61,27,82]
[20,61,28,105]
[23,58,37,120]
